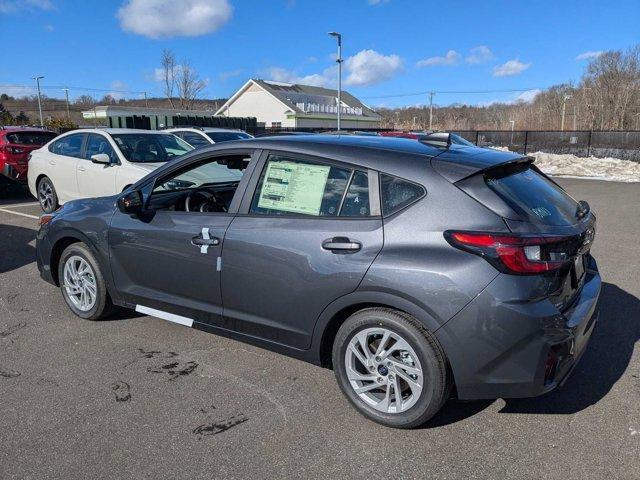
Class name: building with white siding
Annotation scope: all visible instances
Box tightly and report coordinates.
[215,79,381,129]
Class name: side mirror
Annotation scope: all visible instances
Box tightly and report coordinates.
[117,189,144,216]
[91,153,111,164]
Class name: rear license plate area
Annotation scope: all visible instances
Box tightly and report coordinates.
[571,254,585,288]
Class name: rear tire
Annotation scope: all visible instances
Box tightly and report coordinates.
[58,243,114,320]
[37,176,58,213]
[332,308,451,428]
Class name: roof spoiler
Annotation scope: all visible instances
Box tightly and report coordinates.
[419,132,451,149]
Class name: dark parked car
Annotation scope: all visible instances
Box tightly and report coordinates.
[35,135,600,428]
[0,126,56,186]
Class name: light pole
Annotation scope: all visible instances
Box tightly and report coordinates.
[428,91,435,130]
[62,87,70,120]
[560,94,571,131]
[33,75,44,127]
[328,31,342,131]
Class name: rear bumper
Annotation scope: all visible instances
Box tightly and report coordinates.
[1,163,28,183]
[436,256,601,400]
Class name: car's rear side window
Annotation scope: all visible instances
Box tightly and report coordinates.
[380,173,425,216]
[250,155,370,217]
[484,164,579,226]
[49,133,85,158]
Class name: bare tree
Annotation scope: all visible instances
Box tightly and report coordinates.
[161,49,177,108]
[176,59,207,110]
[378,44,640,131]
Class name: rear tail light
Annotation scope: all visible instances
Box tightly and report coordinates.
[445,231,573,275]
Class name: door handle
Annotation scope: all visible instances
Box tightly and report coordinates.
[191,227,220,254]
[49,160,56,165]
[322,237,362,253]
[77,165,86,172]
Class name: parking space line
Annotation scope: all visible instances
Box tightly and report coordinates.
[1,202,39,209]
[0,207,39,220]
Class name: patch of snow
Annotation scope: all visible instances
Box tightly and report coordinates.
[489,147,640,183]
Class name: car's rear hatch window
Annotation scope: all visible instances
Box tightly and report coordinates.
[5,131,56,146]
[484,162,580,227]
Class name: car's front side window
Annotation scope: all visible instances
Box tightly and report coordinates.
[84,134,117,162]
[249,155,370,217]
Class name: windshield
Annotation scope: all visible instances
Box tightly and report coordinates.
[484,164,579,226]
[110,133,193,163]
[205,131,252,143]
[5,131,56,145]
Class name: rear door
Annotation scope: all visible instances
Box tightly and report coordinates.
[76,133,120,198]
[47,132,86,202]
[221,151,383,349]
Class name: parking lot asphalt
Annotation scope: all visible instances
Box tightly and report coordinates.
[0,179,638,480]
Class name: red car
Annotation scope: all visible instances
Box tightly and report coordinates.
[0,127,57,186]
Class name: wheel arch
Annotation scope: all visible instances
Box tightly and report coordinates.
[48,229,119,303]
[312,291,445,369]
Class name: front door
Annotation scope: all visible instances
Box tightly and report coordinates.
[221,153,383,349]
[76,133,119,198]
[108,151,254,325]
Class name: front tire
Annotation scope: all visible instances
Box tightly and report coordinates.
[37,176,58,213]
[58,243,114,320]
[333,308,451,428]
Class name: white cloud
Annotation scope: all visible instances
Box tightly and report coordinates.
[265,49,402,88]
[0,0,54,13]
[493,59,531,77]
[344,49,402,86]
[515,89,541,103]
[368,0,390,4]
[416,50,460,67]
[117,0,232,39]
[43,23,54,32]
[264,67,334,87]
[465,45,494,64]
[576,50,603,60]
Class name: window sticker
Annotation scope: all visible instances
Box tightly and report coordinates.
[258,160,330,215]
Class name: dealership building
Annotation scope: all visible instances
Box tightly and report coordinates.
[215,79,382,130]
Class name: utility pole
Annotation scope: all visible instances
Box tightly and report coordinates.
[428,91,435,130]
[63,88,70,120]
[509,120,515,145]
[328,31,342,131]
[143,91,148,108]
[560,94,571,131]
[33,75,44,127]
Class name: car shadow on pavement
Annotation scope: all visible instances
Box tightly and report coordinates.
[0,224,36,274]
[424,282,640,426]
[0,185,33,206]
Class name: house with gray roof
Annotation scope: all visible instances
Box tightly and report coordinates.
[215,79,381,129]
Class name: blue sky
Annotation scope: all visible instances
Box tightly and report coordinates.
[1,0,639,108]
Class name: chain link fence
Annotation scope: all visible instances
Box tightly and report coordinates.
[452,130,640,162]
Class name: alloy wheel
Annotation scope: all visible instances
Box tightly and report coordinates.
[62,255,97,312]
[38,181,54,211]
[344,327,424,414]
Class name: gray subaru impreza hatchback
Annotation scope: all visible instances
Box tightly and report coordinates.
[36,134,600,428]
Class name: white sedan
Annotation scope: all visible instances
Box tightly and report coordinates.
[28,128,238,213]
[166,127,253,149]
